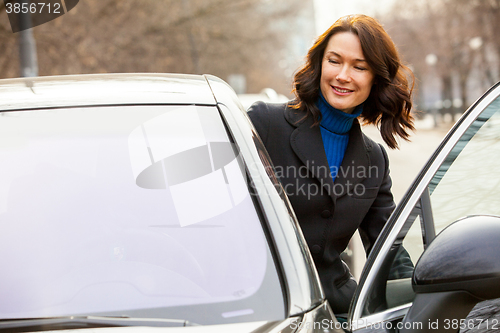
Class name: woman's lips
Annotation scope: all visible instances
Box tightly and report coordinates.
[332,86,353,95]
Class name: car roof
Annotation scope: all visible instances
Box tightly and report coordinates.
[0,73,217,111]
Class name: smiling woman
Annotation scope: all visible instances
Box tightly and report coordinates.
[248,14,415,315]
[292,14,415,149]
[320,32,375,114]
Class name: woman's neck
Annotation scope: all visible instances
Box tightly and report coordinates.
[317,92,363,134]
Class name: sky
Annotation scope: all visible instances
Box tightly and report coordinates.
[313,0,396,35]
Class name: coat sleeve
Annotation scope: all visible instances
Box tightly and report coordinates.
[358,143,396,255]
[247,101,271,146]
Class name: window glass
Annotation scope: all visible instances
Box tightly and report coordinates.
[362,205,422,316]
[401,216,424,265]
[429,99,500,233]
[0,105,284,325]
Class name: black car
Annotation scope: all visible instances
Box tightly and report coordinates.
[0,73,499,333]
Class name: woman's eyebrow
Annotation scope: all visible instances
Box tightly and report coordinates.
[325,50,367,63]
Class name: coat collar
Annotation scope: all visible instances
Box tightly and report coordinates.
[284,107,372,202]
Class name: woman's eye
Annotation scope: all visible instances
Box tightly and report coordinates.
[355,66,367,71]
[328,59,339,64]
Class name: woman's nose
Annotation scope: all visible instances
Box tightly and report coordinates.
[336,66,352,82]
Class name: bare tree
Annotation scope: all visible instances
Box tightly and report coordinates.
[0,0,20,78]
[383,0,500,113]
[0,0,314,95]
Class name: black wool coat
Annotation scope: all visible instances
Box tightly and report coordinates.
[248,101,396,314]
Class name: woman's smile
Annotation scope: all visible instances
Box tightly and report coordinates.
[331,85,354,95]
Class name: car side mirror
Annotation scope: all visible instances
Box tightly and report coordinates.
[400,215,500,333]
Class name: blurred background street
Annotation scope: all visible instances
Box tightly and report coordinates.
[1,0,498,115]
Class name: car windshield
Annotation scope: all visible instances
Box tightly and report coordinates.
[0,105,284,325]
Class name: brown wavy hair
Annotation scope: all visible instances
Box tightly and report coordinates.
[291,14,415,149]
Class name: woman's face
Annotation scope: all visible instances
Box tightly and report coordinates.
[320,32,375,114]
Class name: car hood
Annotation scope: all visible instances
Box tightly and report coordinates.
[35,318,298,333]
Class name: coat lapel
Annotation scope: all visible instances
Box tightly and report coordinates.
[285,108,335,200]
[285,107,372,203]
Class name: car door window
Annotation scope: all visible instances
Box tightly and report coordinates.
[429,100,500,232]
[355,90,500,330]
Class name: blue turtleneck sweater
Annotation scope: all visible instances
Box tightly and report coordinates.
[317,92,363,180]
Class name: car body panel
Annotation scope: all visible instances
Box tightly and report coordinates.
[206,74,324,315]
[23,303,341,333]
